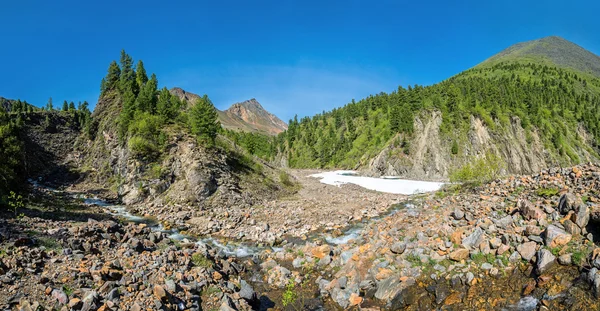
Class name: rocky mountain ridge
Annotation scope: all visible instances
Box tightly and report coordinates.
[170,87,287,135]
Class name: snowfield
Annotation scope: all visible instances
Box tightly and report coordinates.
[310,170,444,195]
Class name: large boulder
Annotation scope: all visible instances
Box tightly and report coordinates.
[544,225,572,248]
[572,203,590,229]
[536,249,556,274]
[558,193,584,215]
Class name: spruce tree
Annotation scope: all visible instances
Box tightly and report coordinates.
[135,60,148,90]
[69,101,76,111]
[62,100,68,111]
[104,61,121,93]
[189,95,219,145]
[119,50,136,95]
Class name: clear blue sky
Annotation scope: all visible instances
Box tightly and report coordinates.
[1,0,599,121]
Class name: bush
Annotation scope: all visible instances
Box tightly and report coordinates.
[279,171,294,187]
[450,152,504,186]
[128,136,158,158]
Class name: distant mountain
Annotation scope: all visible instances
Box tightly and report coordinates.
[479,36,600,76]
[170,87,287,135]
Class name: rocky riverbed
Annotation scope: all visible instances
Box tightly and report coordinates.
[4,164,600,310]
[252,164,600,310]
[119,170,408,245]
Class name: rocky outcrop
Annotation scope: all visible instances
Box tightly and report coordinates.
[367,110,597,180]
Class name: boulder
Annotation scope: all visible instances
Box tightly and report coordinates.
[462,227,484,249]
[544,225,572,248]
[558,193,583,214]
[517,241,537,261]
[390,242,406,255]
[535,249,556,274]
[449,249,469,261]
[572,204,590,229]
[519,199,545,221]
[453,209,464,220]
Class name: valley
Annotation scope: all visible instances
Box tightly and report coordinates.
[1,36,600,311]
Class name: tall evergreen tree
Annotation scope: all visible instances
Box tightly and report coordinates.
[103,61,121,94]
[135,60,148,90]
[119,50,136,94]
[189,95,219,145]
[62,100,68,111]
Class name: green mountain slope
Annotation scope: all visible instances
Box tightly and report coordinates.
[479,36,600,77]
[276,36,600,180]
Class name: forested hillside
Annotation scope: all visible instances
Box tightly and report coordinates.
[275,37,600,179]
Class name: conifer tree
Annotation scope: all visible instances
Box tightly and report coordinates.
[119,50,136,95]
[136,60,148,90]
[62,100,68,111]
[189,95,219,145]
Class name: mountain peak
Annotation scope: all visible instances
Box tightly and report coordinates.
[169,88,287,135]
[479,36,600,76]
[225,99,287,135]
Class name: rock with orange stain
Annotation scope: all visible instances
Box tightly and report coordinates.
[311,245,332,259]
[349,293,363,306]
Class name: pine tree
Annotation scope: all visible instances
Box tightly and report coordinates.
[119,50,136,95]
[157,88,180,121]
[62,100,68,111]
[135,73,158,113]
[47,97,53,111]
[189,95,219,145]
[135,60,148,90]
[103,61,121,94]
[69,101,76,111]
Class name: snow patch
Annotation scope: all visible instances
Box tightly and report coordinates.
[310,171,443,195]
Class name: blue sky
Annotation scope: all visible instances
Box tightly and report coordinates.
[1,0,599,121]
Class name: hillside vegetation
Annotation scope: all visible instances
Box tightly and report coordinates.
[271,37,600,179]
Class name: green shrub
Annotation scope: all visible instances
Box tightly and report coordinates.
[128,136,158,158]
[279,171,294,187]
[450,152,504,186]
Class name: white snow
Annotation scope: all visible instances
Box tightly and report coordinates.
[310,170,443,195]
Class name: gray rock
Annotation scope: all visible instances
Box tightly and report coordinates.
[509,251,522,263]
[562,219,581,236]
[481,263,493,270]
[515,296,538,311]
[239,280,257,302]
[374,276,402,301]
[453,209,464,220]
[330,287,351,309]
[536,249,556,274]
[462,227,484,249]
[544,225,572,248]
[496,215,513,229]
[559,193,583,214]
[390,242,406,254]
[558,254,572,265]
[573,204,590,228]
[517,241,537,261]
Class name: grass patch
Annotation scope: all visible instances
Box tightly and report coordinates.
[191,253,213,268]
[201,285,221,296]
[406,253,422,267]
[37,237,61,250]
[535,187,559,198]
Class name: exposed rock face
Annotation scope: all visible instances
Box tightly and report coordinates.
[225,99,288,135]
[170,88,287,135]
[367,111,597,180]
